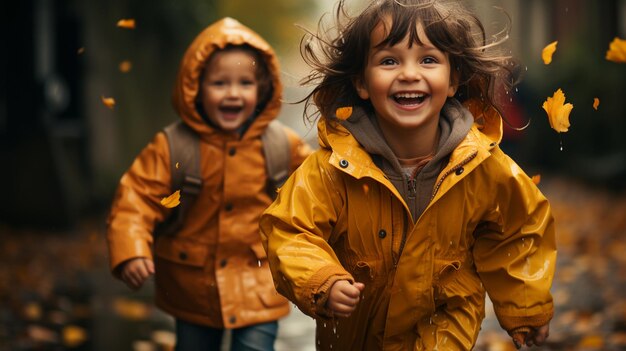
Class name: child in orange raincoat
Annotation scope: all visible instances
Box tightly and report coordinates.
[260,1,556,350]
[106,18,311,350]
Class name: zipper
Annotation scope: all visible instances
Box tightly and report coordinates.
[407,177,417,199]
[430,151,478,201]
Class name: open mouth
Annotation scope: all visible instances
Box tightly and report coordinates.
[219,106,243,114]
[393,92,427,106]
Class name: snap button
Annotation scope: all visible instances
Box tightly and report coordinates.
[220,259,227,267]
[489,142,496,147]
[229,316,236,324]
[225,203,233,211]
[378,230,387,239]
[339,159,349,168]
[179,252,188,260]
[455,167,464,175]
[228,147,236,156]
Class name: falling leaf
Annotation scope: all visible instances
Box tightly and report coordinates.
[119,60,132,73]
[101,96,116,109]
[531,174,541,185]
[335,106,353,120]
[542,41,558,65]
[542,88,573,133]
[77,47,85,55]
[606,37,626,63]
[117,19,136,29]
[160,190,181,208]
[63,325,88,347]
[593,98,600,110]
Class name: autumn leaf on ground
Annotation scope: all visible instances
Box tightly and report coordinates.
[593,98,600,110]
[101,96,116,109]
[116,19,136,29]
[542,41,558,65]
[531,174,541,185]
[336,106,353,120]
[113,297,150,320]
[119,60,132,73]
[63,325,88,347]
[77,47,85,55]
[606,37,626,63]
[160,190,181,208]
[542,88,573,133]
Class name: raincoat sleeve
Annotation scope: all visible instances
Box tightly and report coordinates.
[260,151,354,319]
[106,132,172,277]
[472,151,556,334]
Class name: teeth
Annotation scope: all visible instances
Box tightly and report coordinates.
[394,93,425,99]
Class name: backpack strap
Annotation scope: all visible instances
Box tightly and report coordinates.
[154,121,203,237]
[261,120,291,197]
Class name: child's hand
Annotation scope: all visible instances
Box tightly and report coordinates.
[511,323,550,349]
[326,280,365,318]
[119,258,155,290]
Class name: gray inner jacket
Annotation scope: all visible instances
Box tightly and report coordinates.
[338,98,474,222]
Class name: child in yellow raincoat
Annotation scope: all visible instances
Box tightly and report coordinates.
[106,18,311,350]
[260,1,556,350]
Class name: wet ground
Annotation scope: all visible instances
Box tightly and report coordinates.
[1,176,626,350]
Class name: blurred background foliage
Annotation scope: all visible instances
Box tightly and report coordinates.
[1,0,625,229]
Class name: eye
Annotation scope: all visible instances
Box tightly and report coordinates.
[422,57,438,64]
[380,58,397,66]
[210,80,225,86]
[241,79,256,86]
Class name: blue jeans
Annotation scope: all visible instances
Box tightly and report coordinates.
[175,319,278,351]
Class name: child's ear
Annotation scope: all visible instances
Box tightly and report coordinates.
[448,71,459,97]
[353,77,370,100]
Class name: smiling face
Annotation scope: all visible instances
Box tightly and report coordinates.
[198,49,259,132]
[355,19,457,139]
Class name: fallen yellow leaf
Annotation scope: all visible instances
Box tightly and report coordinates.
[119,60,132,73]
[175,162,180,169]
[160,190,181,208]
[336,106,353,120]
[542,88,573,133]
[113,297,150,320]
[531,174,541,185]
[542,41,558,65]
[606,37,626,63]
[77,47,85,55]
[117,19,136,29]
[63,325,88,347]
[101,96,116,109]
[593,97,600,110]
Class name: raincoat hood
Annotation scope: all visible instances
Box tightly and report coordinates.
[171,17,283,140]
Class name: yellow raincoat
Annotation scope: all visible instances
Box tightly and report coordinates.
[107,18,311,329]
[260,101,556,350]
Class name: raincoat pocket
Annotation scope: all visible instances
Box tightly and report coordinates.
[154,236,209,267]
[257,289,288,308]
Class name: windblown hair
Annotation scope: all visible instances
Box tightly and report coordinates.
[299,0,518,126]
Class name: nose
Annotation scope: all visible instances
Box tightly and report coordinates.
[226,84,241,98]
[399,63,422,82]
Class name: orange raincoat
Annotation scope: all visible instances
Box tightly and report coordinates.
[107,18,311,329]
[260,102,556,350]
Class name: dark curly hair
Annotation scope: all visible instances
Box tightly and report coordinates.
[299,0,518,126]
